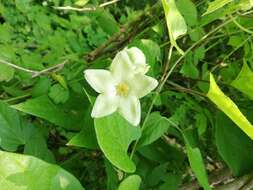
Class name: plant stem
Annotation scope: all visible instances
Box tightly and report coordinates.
[130,16,235,159]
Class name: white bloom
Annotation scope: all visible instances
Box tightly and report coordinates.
[84,47,158,126]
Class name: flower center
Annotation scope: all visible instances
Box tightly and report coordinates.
[116,83,129,96]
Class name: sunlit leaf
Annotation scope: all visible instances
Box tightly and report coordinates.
[161,0,187,54]
[206,73,253,140]
[231,61,253,100]
[94,113,141,173]
[0,150,85,190]
[118,175,141,190]
[203,0,233,15]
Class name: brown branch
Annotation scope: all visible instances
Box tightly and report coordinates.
[180,168,232,190]
[84,1,163,62]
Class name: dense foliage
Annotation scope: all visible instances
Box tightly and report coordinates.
[1,0,253,189]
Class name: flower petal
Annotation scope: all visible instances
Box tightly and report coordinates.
[84,69,114,93]
[126,47,146,65]
[129,74,158,98]
[91,94,118,118]
[118,96,141,126]
[110,50,133,81]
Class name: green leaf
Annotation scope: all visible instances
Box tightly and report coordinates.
[94,113,141,173]
[161,0,187,54]
[0,64,14,82]
[0,150,85,190]
[24,125,54,163]
[118,175,141,190]
[67,108,98,149]
[203,0,233,15]
[176,0,198,27]
[105,159,118,190]
[137,112,171,148]
[215,112,253,176]
[74,0,89,7]
[49,84,70,104]
[231,62,253,100]
[95,10,120,35]
[12,95,83,130]
[0,101,25,151]
[206,73,253,140]
[32,76,51,98]
[183,131,211,190]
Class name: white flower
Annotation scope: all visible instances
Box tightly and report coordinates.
[84,47,158,126]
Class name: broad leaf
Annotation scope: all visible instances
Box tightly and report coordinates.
[215,112,253,176]
[12,95,84,130]
[207,73,253,140]
[0,150,85,190]
[161,0,187,54]
[231,62,253,100]
[94,113,141,173]
[137,112,171,148]
[118,175,141,190]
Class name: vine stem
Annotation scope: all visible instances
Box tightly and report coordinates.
[130,16,235,159]
[229,14,253,34]
[0,59,68,78]
[53,0,120,12]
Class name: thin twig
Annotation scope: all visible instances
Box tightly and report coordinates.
[99,0,120,7]
[53,0,120,12]
[229,14,253,35]
[0,59,69,78]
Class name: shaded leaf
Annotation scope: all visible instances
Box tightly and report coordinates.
[0,101,25,151]
[137,112,171,148]
[183,131,211,190]
[215,112,253,176]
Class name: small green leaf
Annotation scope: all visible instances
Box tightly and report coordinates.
[231,62,253,100]
[0,64,14,82]
[68,108,98,149]
[118,175,141,190]
[95,113,141,173]
[49,84,69,104]
[0,150,85,190]
[161,0,187,54]
[203,0,233,15]
[32,76,51,98]
[183,131,211,190]
[74,0,89,7]
[137,112,171,148]
[207,73,253,140]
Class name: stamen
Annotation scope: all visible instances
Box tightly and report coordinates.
[116,83,129,96]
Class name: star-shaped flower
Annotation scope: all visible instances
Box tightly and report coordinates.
[84,47,158,126]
